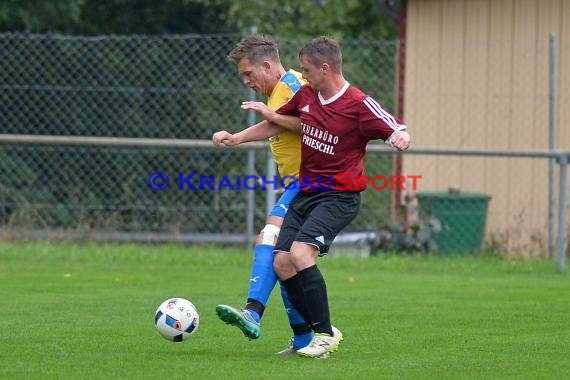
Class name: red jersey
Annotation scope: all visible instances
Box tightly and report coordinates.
[276,82,407,192]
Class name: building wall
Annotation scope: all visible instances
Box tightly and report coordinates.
[404,0,570,254]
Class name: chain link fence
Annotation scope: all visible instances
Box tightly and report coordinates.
[0,33,397,243]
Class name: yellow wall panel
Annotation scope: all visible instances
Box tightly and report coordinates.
[438,0,465,188]
[532,0,561,236]
[485,0,514,231]
[405,0,570,254]
[402,0,423,187]
[509,0,539,250]
[462,0,489,194]
[404,0,443,192]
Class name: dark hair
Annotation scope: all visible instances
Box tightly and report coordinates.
[298,36,342,72]
[228,34,281,65]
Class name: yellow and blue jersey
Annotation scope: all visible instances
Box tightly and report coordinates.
[266,69,305,184]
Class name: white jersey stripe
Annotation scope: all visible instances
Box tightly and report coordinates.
[363,97,405,131]
[363,97,399,128]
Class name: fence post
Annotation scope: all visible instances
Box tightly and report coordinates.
[246,87,257,247]
[557,153,568,272]
[266,152,276,217]
[548,32,557,257]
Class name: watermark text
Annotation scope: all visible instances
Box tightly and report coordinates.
[147,171,422,191]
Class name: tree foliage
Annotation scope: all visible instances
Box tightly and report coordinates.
[0,0,401,38]
[224,0,400,39]
[0,1,402,234]
[0,0,85,32]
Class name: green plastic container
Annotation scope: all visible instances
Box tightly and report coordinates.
[416,192,491,254]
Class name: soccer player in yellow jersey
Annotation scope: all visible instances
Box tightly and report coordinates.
[212,34,313,354]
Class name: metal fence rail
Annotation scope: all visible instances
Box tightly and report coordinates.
[392,146,568,273]
[1,33,568,272]
[1,134,568,271]
[0,32,398,248]
[0,132,392,233]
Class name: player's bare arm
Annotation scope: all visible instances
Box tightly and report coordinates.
[212,119,297,147]
[212,122,274,147]
[241,101,301,133]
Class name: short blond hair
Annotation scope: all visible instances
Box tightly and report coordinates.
[228,34,281,65]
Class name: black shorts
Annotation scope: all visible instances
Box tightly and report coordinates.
[274,190,361,256]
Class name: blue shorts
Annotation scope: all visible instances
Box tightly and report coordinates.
[268,179,300,218]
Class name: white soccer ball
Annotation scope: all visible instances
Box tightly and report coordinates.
[154,297,200,342]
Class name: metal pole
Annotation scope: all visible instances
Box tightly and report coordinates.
[266,152,277,216]
[556,154,568,272]
[246,87,256,247]
[548,32,557,257]
[245,24,259,247]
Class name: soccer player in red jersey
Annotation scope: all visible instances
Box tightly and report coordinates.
[224,36,410,358]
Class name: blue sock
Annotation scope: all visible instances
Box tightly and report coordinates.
[247,309,261,323]
[245,244,278,321]
[279,282,313,349]
[293,332,313,350]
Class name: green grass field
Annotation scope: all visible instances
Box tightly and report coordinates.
[1,242,568,379]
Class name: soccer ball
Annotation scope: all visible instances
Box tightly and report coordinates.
[154,297,200,342]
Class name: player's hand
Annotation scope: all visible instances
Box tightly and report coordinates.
[212,130,239,147]
[241,101,275,121]
[390,130,411,151]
